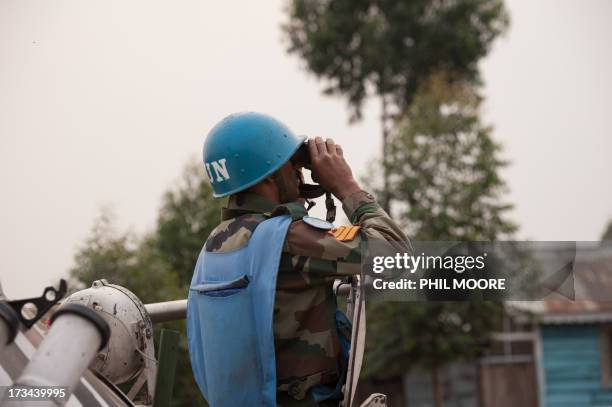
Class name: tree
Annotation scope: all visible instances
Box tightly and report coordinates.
[69,209,181,304]
[366,302,500,406]
[386,73,516,240]
[70,161,224,407]
[283,0,509,209]
[602,221,612,242]
[363,74,516,407]
[156,161,225,285]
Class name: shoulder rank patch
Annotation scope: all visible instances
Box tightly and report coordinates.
[302,216,334,231]
[328,225,361,242]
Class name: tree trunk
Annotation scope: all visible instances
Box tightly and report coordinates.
[381,95,391,213]
[432,361,444,407]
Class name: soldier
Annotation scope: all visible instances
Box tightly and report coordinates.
[187,112,410,407]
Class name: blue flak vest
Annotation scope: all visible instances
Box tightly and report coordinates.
[187,215,292,407]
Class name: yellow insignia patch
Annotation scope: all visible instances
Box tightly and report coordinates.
[328,225,361,242]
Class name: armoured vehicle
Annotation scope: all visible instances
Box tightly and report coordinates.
[0,277,384,406]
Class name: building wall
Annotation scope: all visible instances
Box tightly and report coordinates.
[541,324,612,407]
[480,360,538,407]
[403,363,479,407]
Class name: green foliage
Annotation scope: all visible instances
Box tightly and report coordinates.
[386,73,517,240]
[69,210,181,304]
[365,302,500,378]
[156,162,225,285]
[283,0,509,121]
[363,75,516,382]
[69,161,223,407]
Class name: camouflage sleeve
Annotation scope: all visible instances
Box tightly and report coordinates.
[284,191,412,280]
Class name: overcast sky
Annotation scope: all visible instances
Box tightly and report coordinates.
[1,0,611,299]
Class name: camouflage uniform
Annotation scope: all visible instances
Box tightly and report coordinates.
[204,190,410,406]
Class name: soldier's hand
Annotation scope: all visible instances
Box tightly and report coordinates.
[308,137,361,200]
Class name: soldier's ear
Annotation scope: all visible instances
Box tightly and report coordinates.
[264,175,276,184]
[247,176,278,199]
[249,176,275,189]
[259,176,277,188]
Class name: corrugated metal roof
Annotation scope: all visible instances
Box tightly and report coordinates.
[540,312,612,324]
[507,248,612,324]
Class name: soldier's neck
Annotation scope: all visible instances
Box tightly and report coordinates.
[246,182,280,204]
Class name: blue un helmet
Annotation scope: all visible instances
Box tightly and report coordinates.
[203,112,306,198]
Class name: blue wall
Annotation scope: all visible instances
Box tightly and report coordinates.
[541,325,612,407]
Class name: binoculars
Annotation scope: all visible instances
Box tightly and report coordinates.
[292,141,325,199]
[290,140,311,169]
